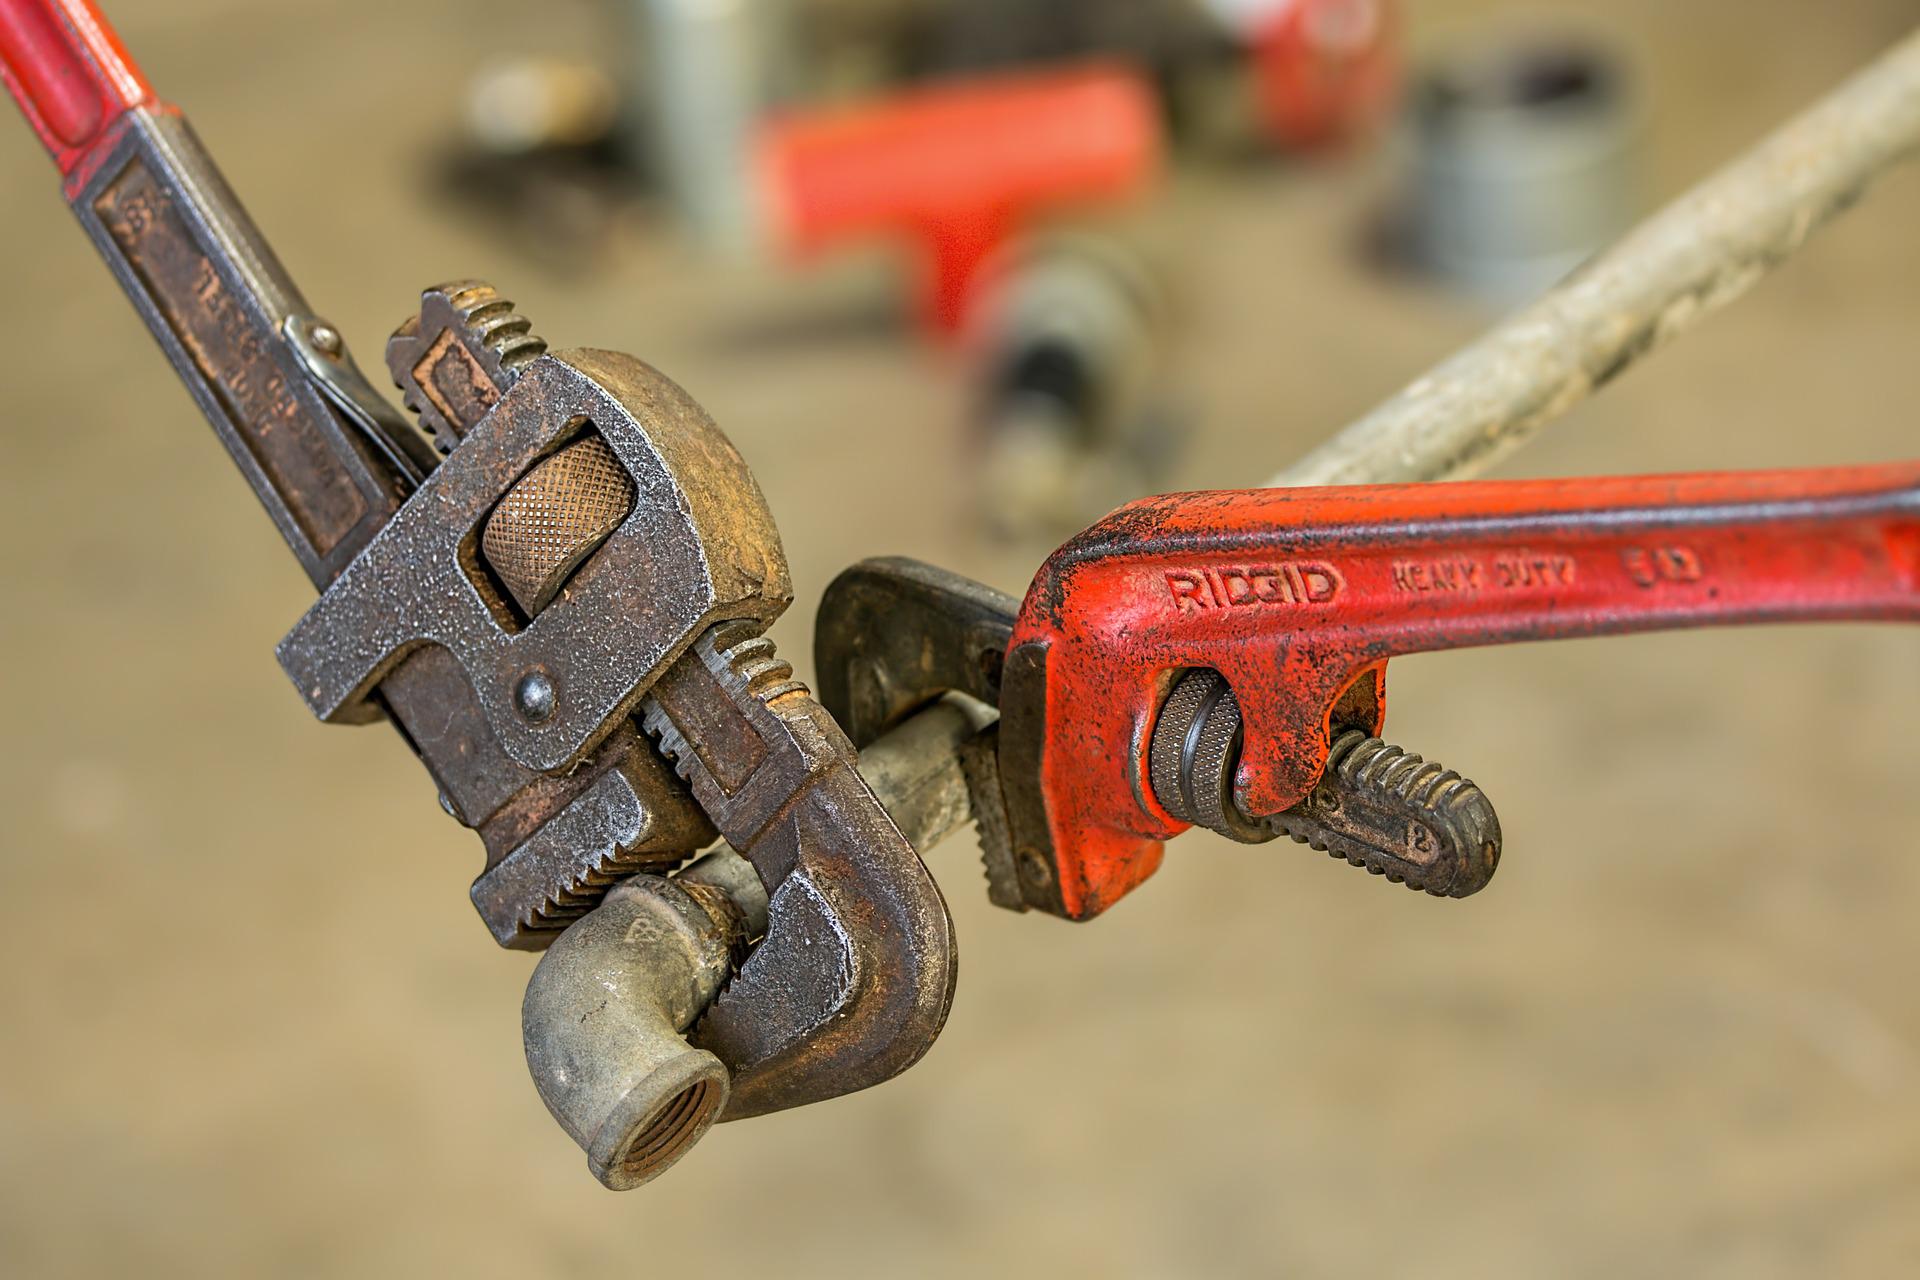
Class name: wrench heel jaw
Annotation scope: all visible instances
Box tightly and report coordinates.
[994,637,1172,921]
[642,624,957,1120]
[693,768,957,1120]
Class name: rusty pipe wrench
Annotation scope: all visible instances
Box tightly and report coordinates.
[2,0,953,1118]
[820,464,1920,918]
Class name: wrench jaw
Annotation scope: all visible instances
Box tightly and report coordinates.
[812,558,1502,920]
[691,770,958,1120]
[643,624,958,1120]
[275,343,789,947]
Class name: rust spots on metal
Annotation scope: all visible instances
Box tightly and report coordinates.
[94,158,368,556]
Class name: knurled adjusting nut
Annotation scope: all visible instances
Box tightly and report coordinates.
[1148,668,1279,845]
[482,434,637,617]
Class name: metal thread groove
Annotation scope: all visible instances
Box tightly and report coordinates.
[1269,730,1502,897]
[388,279,549,448]
[615,1077,723,1185]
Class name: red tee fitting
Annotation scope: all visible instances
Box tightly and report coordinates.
[757,64,1162,337]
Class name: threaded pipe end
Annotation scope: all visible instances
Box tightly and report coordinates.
[590,1052,730,1191]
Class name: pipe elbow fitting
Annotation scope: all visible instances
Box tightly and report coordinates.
[522,867,752,1189]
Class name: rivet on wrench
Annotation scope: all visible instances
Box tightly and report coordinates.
[514,670,556,722]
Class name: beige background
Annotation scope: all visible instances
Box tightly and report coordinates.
[2,1,1917,1275]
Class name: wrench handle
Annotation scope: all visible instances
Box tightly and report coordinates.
[0,0,150,181]
[2,0,408,586]
[1005,463,1920,918]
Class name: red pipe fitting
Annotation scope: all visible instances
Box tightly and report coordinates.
[757,64,1162,337]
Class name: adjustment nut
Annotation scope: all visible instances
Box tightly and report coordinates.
[482,434,636,616]
[1147,668,1279,844]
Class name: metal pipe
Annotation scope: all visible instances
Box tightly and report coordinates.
[852,693,998,852]
[520,694,991,1188]
[1268,27,1920,488]
[521,866,748,1190]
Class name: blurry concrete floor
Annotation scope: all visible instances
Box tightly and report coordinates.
[3,1,1919,1276]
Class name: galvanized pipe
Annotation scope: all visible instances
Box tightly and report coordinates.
[851,693,997,852]
[1268,27,1920,488]
[522,869,744,1190]
[520,694,991,1188]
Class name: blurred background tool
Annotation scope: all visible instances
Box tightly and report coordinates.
[622,0,767,249]
[757,62,1162,335]
[5,1,1920,1275]
[752,63,1183,535]
[966,235,1178,539]
[1398,26,1642,299]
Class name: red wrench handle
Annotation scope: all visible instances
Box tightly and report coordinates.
[0,0,155,185]
[1005,462,1920,919]
[3,0,417,586]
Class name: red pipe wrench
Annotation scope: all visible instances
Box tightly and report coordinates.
[1005,464,1920,917]
[822,466,1919,919]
